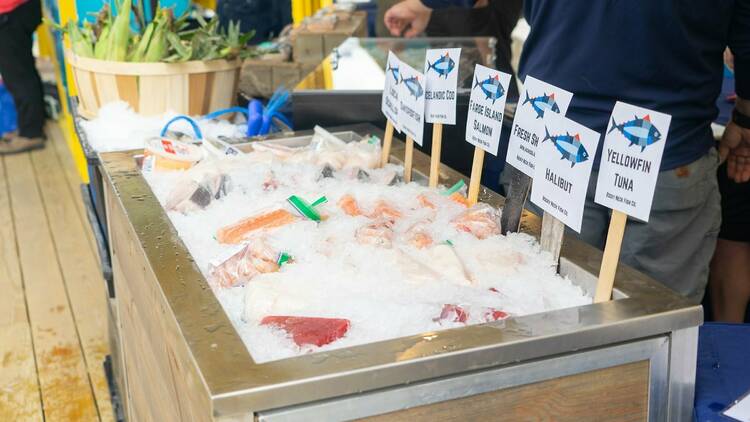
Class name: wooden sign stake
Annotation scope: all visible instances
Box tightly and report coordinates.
[540,212,565,264]
[594,210,628,302]
[428,123,443,187]
[467,147,485,205]
[381,120,394,167]
[404,136,415,183]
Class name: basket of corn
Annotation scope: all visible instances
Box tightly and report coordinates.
[56,1,255,117]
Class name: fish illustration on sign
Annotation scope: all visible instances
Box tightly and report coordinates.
[386,61,400,84]
[543,128,589,168]
[427,52,455,78]
[400,74,424,99]
[523,92,560,119]
[608,114,662,152]
[473,74,505,104]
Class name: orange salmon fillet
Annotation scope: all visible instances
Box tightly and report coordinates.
[338,194,363,216]
[217,209,298,244]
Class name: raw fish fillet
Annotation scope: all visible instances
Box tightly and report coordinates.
[405,222,433,249]
[452,204,501,239]
[338,194,363,216]
[210,242,278,288]
[449,192,470,207]
[165,171,229,213]
[209,239,279,287]
[217,208,299,244]
[417,194,436,209]
[422,244,472,284]
[483,309,509,321]
[260,316,350,347]
[369,200,402,220]
[355,220,394,248]
[434,304,468,323]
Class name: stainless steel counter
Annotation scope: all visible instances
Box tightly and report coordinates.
[100,123,701,421]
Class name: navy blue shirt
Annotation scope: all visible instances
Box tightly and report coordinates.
[520,0,750,170]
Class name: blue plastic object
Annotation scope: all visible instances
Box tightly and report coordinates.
[203,88,293,137]
[0,83,18,136]
[160,115,203,140]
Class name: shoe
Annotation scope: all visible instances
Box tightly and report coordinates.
[0,133,46,155]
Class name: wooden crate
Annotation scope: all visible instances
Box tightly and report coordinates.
[239,59,318,98]
[66,51,242,118]
[293,11,367,63]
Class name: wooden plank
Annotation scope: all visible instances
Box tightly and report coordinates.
[31,143,114,421]
[108,189,213,421]
[4,152,99,421]
[138,75,168,116]
[73,69,99,117]
[0,157,44,421]
[208,69,237,113]
[188,73,209,115]
[115,75,139,113]
[93,73,121,108]
[165,73,189,114]
[361,360,649,421]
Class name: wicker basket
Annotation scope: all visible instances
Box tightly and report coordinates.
[66,50,242,118]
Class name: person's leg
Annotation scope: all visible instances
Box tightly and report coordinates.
[619,148,721,303]
[710,239,750,322]
[0,0,45,140]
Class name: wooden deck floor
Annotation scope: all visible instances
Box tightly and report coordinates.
[0,122,114,421]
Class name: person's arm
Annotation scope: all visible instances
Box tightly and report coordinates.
[723,0,750,182]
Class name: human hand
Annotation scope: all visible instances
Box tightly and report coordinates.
[720,97,750,183]
[384,0,432,38]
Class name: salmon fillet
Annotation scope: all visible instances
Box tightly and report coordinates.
[217,208,299,244]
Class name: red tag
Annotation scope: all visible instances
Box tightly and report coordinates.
[161,139,176,154]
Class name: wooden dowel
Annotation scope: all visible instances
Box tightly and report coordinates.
[594,210,628,302]
[467,147,485,205]
[429,123,443,188]
[404,136,414,183]
[540,212,565,264]
[381,120,394,167]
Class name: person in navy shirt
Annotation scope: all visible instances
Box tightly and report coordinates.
[385,0,750,303]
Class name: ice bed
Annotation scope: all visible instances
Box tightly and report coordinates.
[100,123,701,421]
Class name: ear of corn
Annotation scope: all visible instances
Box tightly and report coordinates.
[51,1,255,63]
[106,0,132,62]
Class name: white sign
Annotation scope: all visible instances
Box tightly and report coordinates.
[464,64,512,155]
[381,51,402,132]
[424,48,461,125]
[724,389,750,422]
[594,101,671,222]
[398,61,426,146]
[530,112,600,233]
[506,75,574,177]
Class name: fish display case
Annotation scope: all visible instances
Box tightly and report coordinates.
[292,37,514,190]
[100,123,701,421]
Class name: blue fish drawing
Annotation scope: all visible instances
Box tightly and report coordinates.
[608,114,662,152]
[473,74,505,104]
[400,74,424,99]
[523,91,560,119]
[427,52,455,78]
[543,128,589,168]
[387,61,400,84]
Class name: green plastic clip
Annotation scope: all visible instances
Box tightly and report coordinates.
[442,180,465,196]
